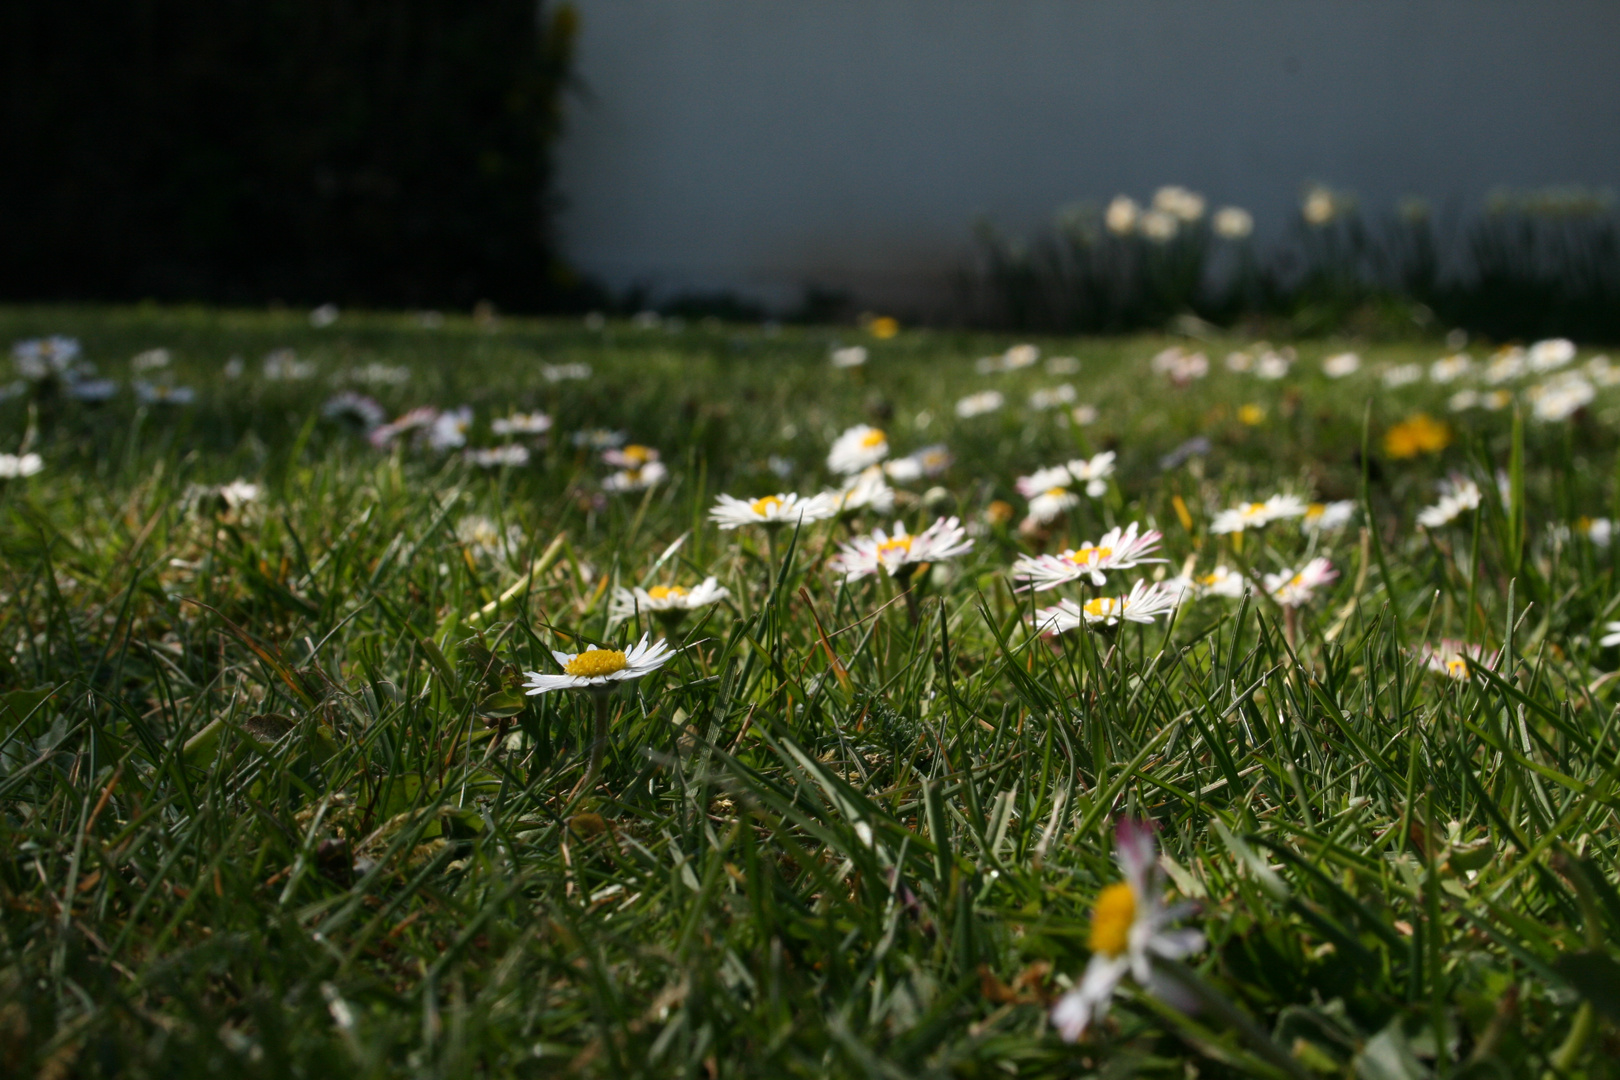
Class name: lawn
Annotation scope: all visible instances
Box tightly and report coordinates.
[3,305,1619,1078]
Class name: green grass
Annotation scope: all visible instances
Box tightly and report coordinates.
[4,305,1620,1078]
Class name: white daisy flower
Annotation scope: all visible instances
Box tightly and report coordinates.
[1382,364,1422,389]
[1046,356,1081,375]
[828,424,890,475]
[492,411,552,436]
[368,406,439,450]
[263,349,317,381]
[130,348,171,372]
[1429,354,1473,383]
[603,461,667,492]
[1602,623,1620,649]
[1194,564,1250,598]
[1321,352,1360,378]
[1528,373,1595,422]
[1023,487,1079,527]
[1104,196,1140,236]
[884,444,953,483]
[0,452,44,479]
[827,466,896,515]
[456,515,524,561]
[428,406,473,451]
[1302,501,1356,533]
[1012,523,1165,591]
[1029,384,1077,410]
[955,390,1005,419]
[1015,464,1076,499]
[1210,494,1307,534]
[1484,348,1527,384]
[1067,452,1116,498]
[1071,404,1099,426]
[1420,639,1498,679]
[465,445,531,468]
[345,361,411,386]
[1449,389,1480,412]
[828,517,973,581]
[1151,347,1209,385]
[1255,351,1291,380]
[603,444,659,469]
[1138,209,1179,242]
[1264,557,1338,608]
[1579,517,1613,547]
[1049,819,1204,1043]
[1585,355,1620,387]
[609,578,730,624]
[134,381,196,405]
[1416,476,1482,529]
[1528,338,1576,373]
[12,336,81,380]
[220,480,261,508]
[1154,185,1205,222]
[709,492,838,530]
[1212,206,1253,239]
[1002,344,1040,370]
[1225,351,1254,373]
[572,429,626,449]
[522,634,676,695]
[1032,581,1180,633]
[541,363,592,383]
[830,345,868,369]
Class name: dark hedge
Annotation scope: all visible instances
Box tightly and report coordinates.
[1,1,579,311]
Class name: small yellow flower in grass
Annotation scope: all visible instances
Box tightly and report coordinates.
[1383,413,1451,459]
[868,316,900,339]
[1237,403,1265,426]
[1050,819,1204,1043]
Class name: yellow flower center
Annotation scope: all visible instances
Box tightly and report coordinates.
[1242,502,1267,518]
[1045,486,1069,498]
[1067,545,1112,565]
[1089,881,1137,957]
[1305,503,1325,519]
[622,444,654,464]
[1200,572,1220,586]
[750,495,785,516]
[1082,597,1119,619]
[860,429,887,448]
[1445,656,1468,678]
[564,649,628,678]
[646,585,687,601]
[877,535,914,558]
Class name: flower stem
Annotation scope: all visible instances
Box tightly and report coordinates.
[571,691,611,801]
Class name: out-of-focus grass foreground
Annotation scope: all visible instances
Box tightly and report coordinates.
[6,305,1620,1080]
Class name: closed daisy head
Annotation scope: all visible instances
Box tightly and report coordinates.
[523,634,676,695]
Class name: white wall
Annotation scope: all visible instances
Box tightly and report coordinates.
[554,1,1620,313]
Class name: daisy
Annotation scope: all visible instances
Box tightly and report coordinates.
[0,452,44,479]
[1023,487,1078,528]
[1420,640,1498,679]
[1585,355,1620,387]
[1255,351,1291,380]
[219,480,261,509]
[12,336,80,380]
[1528,373,1595,422]
[1104,195,1139,236]
[346,361,411,387]
[1212,206,1253,239]
[609,578,730,625]
[1071,405,1099,426]
[830,346,868,369]
[134,381,196,405]
[827,466,896,515]
[1321,352,1360,378]
[1032,581,1180,633]
[428,407,473,451]
[456,515,524,561]
[827,424,890,475]
[885,444,953,483]
[465,445,531,468]
[603,461,667,492]
[1046,356,1081,375]
[1429,354,1473,383]
[1002,344,1040,370]
[1153,185,1205,222]
[1015,464,1075,499]
[1601,624,1620,648]
[1416,476,1481,529]
[1013,523,1165,590]
[1194,564,1249,598]
[1449,389,1480,412]
[130,348,171,372]
[1264,558,1338,608]
[369,406,439,449]
[1029,384,1077,410]
[322,391,387,432]
[541,363,592,382]
[1049,819,1204,1043]
[1210,494,1307,535]
[1138,209,1178,242]
[492,411,552,436]
[263,349,317,381]
[1225,351,1254,373]
[1579,517,1613,547]
[1382,364,1422,389]
[603,444,660,469]
[709,492,837,530]
[1067,452,1116,498]
[829,517,972,581]
[1302,501,1356,533]
[955,391,1005,419]
[522,634,676,695]
[1528,338,1576,373]
[572,429,627,449]
[68,378,117,402]
[1484,348,1527,384]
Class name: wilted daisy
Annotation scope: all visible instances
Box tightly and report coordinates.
[522,634,676,695]
[1528,373,1595,422]
[1211,494,1307,534]
[955,390,1005,419]
[1138,209,1179,242]
[827,466,896,515]
[1528,338,1576,373]
[465,445,531,468]
[0,452,44,479]
[134,381,196,406]
[1067,452,1116,498]
[1416,476,1482,528]
[456,515,524,561]
[609,578,730,626]
[1430,354,1473,383]
[323,391,387,432]
[428,406,473,451]
[1049,819,1204,1044]
[1265,558,1337,608]
[492,411,553,436]
[1023,486,1079,528]
[827,424,890,474]
[13,336,81,380]
[1029,384,1077,410]
[1104,195,1140,236]
[828,517,972,582]
[885,444,953,482]
[1421,640,1498,679]
[830,345,868,369]
[1033,581,1181,634]
[1211,206,1253,239]
[1484,348,1527,384]
[1013,523,1164,590]
[1382,364,1422,389]
[710,491,837,530]
[603,460,667,492]
[541,363,592,383]
[1321,352,1360,378]
[1255,351,1292,380]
